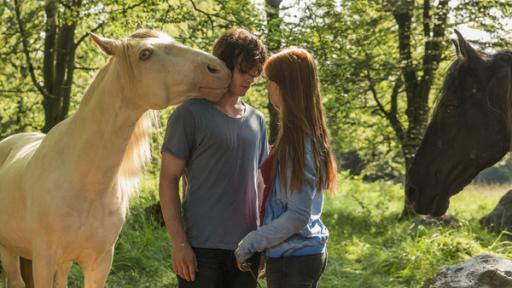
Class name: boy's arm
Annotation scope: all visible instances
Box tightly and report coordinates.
[257,169,264,208]
[159,152,197,282]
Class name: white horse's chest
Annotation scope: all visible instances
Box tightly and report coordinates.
[27,185,126,249]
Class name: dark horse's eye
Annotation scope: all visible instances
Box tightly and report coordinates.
[446,104,458,113]
[139,48,153,61]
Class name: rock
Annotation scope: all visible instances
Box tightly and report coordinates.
[480,190,512,233]
[430,254,512,288]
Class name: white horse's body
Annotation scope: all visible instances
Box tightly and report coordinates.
[0,29,230,288]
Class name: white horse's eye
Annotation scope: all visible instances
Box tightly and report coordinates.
[139,49,153,61]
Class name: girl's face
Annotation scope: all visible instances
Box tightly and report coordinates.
[267,80,284,109]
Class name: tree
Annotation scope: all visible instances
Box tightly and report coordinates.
[12,0,86,132]
[2,1,162,135]
[265,0,282,144]
[383,0,450,216]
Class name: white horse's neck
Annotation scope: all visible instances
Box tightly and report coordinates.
[62,59,148,199]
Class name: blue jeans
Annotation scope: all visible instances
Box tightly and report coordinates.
[177,248,260,288]
[266,253,327,288]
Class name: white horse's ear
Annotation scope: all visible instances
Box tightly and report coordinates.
[136,24,145,30]
[89,33,117,56]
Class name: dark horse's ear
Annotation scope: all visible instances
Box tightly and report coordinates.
[451,38,460,57]
[454,29,482,65]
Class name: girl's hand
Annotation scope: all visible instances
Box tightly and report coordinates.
[237,261,252,272]
[258,254,266,278]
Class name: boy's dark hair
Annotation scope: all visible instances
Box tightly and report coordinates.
[213,28,267,76]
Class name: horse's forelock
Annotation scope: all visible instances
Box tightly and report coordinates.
[432,59,464,115]
[126,29,173,41]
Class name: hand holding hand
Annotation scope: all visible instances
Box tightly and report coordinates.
[237,261,252,272]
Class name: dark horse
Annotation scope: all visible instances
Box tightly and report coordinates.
[407,30,512,217]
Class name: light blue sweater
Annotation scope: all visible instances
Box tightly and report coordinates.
[235,138,329,263]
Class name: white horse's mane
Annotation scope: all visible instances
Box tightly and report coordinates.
[118,110,158,203]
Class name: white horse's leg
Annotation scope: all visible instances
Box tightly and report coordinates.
[53,262,72,288]
[0,246,25,288]
[32,247,57,288]
[82,249,113,288]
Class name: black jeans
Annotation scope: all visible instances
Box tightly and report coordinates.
[177,247,260,288]
[266,253,327,288]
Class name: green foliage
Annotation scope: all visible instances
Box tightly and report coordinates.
[2,0,512,176]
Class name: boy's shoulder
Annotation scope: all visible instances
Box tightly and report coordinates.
[172,98,212,117]
[244,103,265,121]
[178,98,211,110]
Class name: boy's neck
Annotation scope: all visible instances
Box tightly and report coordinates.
[217,92,241,106]
[215,92,246,118]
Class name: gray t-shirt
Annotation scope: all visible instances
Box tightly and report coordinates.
[162,98,268,250]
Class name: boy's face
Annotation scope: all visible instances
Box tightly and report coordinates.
[227,65,259,97]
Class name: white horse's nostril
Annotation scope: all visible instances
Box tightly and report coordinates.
[207,64,220,74]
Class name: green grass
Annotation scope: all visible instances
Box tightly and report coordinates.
[319,177,512,288]
[2,175,512,287]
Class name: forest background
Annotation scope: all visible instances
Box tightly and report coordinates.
[2,0,512,287]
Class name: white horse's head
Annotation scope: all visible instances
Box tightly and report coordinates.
[90,29,231,110]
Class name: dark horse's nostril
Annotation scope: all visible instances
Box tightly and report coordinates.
[406,184,418,204]
[207,64,220,74]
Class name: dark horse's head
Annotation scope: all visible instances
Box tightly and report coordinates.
[407,30,512,217]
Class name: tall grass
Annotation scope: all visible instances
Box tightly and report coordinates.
[1,174,511,287]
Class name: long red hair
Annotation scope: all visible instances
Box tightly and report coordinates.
[264,48,337,192]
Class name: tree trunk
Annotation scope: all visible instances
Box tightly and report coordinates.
[400,156,417,219]
[265,0,282,144]
[389,0,449,217]
[41,1,79,133]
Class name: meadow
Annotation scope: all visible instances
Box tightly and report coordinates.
[1,174,511,288]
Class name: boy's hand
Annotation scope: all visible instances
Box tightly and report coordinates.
[172,243,198,282]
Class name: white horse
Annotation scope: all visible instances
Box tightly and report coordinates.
[0,29,230,288]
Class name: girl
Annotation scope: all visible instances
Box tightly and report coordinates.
[235,48,337,288]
